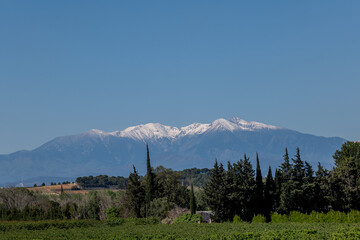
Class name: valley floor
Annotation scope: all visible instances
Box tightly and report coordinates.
[1,221,360,239]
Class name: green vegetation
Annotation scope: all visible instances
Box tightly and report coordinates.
[204,142,360,222]
[1,142,360,239]
[174,213,202,223]
[75,175,128,189]
[178,168,211,187]
[1,221,360,239]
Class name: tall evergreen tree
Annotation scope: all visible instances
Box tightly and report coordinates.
[254,153,264,215]
[127,165,145,218]
[264,166,275,222]
[313,162,330,212]
[281,148,291,181]
[145,144,155,207]
[280,147,306,213]
[273,168,282,211]
[292,147,305,181]
[190,182,196,215]
[233,154,256,221]
[224,161,236,220]
[279,148,296,213]
[302,161,315,213]
[204,160,227,222]
[332,141,360,210]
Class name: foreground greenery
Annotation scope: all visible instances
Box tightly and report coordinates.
[1,220,360,239]
[204,142,360,222]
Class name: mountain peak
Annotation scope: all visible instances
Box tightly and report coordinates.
[210,118,239,132]
[87,129,107,135]
[118,123,180,140]
[87,117,281,141]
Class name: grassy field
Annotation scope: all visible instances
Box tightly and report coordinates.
[1,220,360,239]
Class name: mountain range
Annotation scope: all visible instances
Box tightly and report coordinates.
[0,117,346,185]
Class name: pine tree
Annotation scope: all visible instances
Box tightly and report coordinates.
[281,148,291,181]
[279,148,295,214]
[274,168,282,211]
[331,142,360,211]
[313,162,329,212]
[190,182,196,215]
[145,144,155,208]
[280,147,305,213]
[204,160,227,222]
[255,153,264,215]
[292,147,305,181]
[264,166,275,222]
[127,165,145,217]
[301,161,315,213]
[224,161,236,220]
[238,154,256,221]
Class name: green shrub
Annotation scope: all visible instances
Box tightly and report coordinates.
[233,215,243,223]
[105,207,122,219]
[174,213,202,223]
[147,197,173,219]
[252,214,266,223]
[289,211,310,223]
[271,212,288,223]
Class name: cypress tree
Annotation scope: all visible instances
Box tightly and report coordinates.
[145,144,155,207]
[274,168,282,211]
[264,166,275,222]
[255,153,264,215]
[190,182,196,215]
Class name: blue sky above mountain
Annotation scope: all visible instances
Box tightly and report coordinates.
[1,1,359,154]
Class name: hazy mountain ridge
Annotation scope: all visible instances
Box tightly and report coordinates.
[0,117,346,184]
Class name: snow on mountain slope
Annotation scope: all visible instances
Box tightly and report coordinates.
[229,117,279,130]
[180,123,211,136]
[118,123,181,140]
[86,117,281,141]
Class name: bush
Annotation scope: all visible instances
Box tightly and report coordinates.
[289,211,310,223]
[147,197,173,219]
[271,212,288,223]
[233,215,243,223]
[252,215,266,223]
[174,213,202,223]
[105,207,122,219]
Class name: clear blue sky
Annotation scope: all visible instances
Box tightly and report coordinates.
[1,1,359,154]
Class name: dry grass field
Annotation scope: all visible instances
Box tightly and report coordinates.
[27,183,121,195]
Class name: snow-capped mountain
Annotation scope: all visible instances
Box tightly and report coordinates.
[87,117,280,141]
[0,117,346,184]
